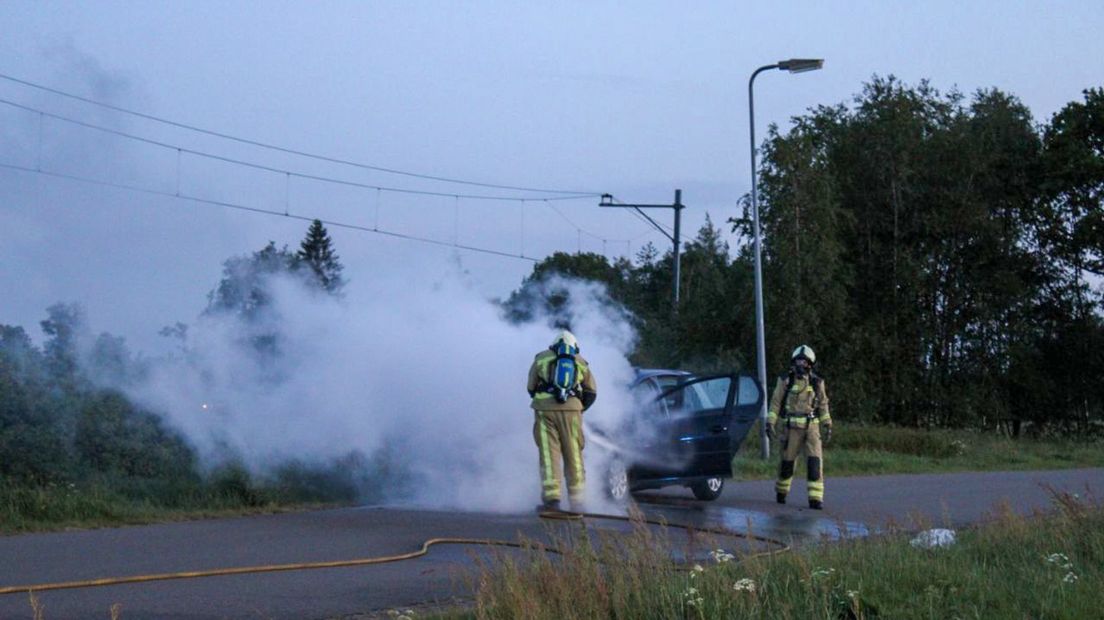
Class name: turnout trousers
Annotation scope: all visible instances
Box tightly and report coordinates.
[533,409,585,504]
[775,421,825,502]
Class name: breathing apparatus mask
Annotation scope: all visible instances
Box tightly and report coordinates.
[793,357,811,378]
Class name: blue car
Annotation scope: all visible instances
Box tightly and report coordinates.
[596,369,763,501]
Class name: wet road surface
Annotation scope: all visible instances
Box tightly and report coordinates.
[0,468,1099,619]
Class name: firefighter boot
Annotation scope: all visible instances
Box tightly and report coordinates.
[807,456,824,510]
[536,499,561,513]
[775,459,795,505]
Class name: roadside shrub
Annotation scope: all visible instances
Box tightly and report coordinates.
[209,462,267,507]
[74,390,197,479]
[272,457,361,504]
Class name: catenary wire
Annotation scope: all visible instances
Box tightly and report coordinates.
[0,162,537,262]
[4,97,652,250]
[543,199,654,247]
[0,71,598,196]
[0,97,585,203]
[2,95,656,252]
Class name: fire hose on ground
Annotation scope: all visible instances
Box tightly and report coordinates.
[0,509,792,596]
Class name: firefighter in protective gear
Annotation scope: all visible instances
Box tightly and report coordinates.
[766,345,832,509]
[527,330,598,512]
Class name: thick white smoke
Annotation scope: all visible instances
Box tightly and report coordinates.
[127,263,639,513]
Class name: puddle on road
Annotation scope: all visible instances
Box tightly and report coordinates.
[629,496,872,544]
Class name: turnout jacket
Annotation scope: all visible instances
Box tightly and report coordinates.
[767,373,831,427]
[527,350,597,413]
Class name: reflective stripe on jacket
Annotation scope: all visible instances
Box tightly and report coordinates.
[766,374,831,426]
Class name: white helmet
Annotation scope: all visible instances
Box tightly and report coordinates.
[791,344,816,365]
[551,330,579,351]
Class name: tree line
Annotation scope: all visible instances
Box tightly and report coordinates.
[505,78,1104,436]
[2,77,1100,503]
[0,220,355,499]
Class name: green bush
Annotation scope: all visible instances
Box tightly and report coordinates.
[75,391,197,479]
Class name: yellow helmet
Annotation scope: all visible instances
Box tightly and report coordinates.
[791,344,816,365]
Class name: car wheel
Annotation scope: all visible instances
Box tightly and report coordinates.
[691,476,724,501]
[606,459,630,502]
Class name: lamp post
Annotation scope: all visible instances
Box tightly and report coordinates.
[750,58,823,460]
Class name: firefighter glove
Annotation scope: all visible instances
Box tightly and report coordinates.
[766,423,776,441]
[823,424,833,445]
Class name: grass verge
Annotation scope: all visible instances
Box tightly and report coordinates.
[0,467,352,535]
[0,482,336,535]
[733,425,1104,480]
[467,490,1103,619]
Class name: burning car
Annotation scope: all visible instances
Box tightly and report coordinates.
[593,369,763,501]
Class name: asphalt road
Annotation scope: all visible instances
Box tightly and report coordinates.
[1,468,1100,619]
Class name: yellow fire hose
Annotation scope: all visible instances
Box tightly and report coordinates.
[0,509,791,596]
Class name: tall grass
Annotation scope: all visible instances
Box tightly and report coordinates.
[470,491,1103,619]
[733,425,1104,481]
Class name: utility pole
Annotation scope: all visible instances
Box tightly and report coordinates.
[600,190,684,311]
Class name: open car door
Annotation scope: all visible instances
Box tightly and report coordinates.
[650,374,736,479]
[728,374,764,454]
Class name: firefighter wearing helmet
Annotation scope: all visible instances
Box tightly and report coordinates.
[766,345,832,509]
[527,330,598,512]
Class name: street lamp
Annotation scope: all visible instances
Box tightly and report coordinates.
[749,58,823,459]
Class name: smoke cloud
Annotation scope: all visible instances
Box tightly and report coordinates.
[125,262,640,513]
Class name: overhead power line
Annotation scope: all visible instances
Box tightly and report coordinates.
[2,97,657,248]
[0,75,664,256]
[0,97,586,203]
[0,71,599,196]
[0,162,537,262]
[541,199,649,246]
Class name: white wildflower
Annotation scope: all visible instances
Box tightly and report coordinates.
[949,439,968,456]
[1063,572,1079,584]
[911,529,956,548]
[1045,553,1074,570]
[846,589,859,599]
[710,548,735,563]
[811,567,836,579]
[733,578,757,593]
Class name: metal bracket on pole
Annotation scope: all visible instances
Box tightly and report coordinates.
[600,190,684,311]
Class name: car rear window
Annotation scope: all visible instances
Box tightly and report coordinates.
[737,376,761,406]
[688,377,730,410]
